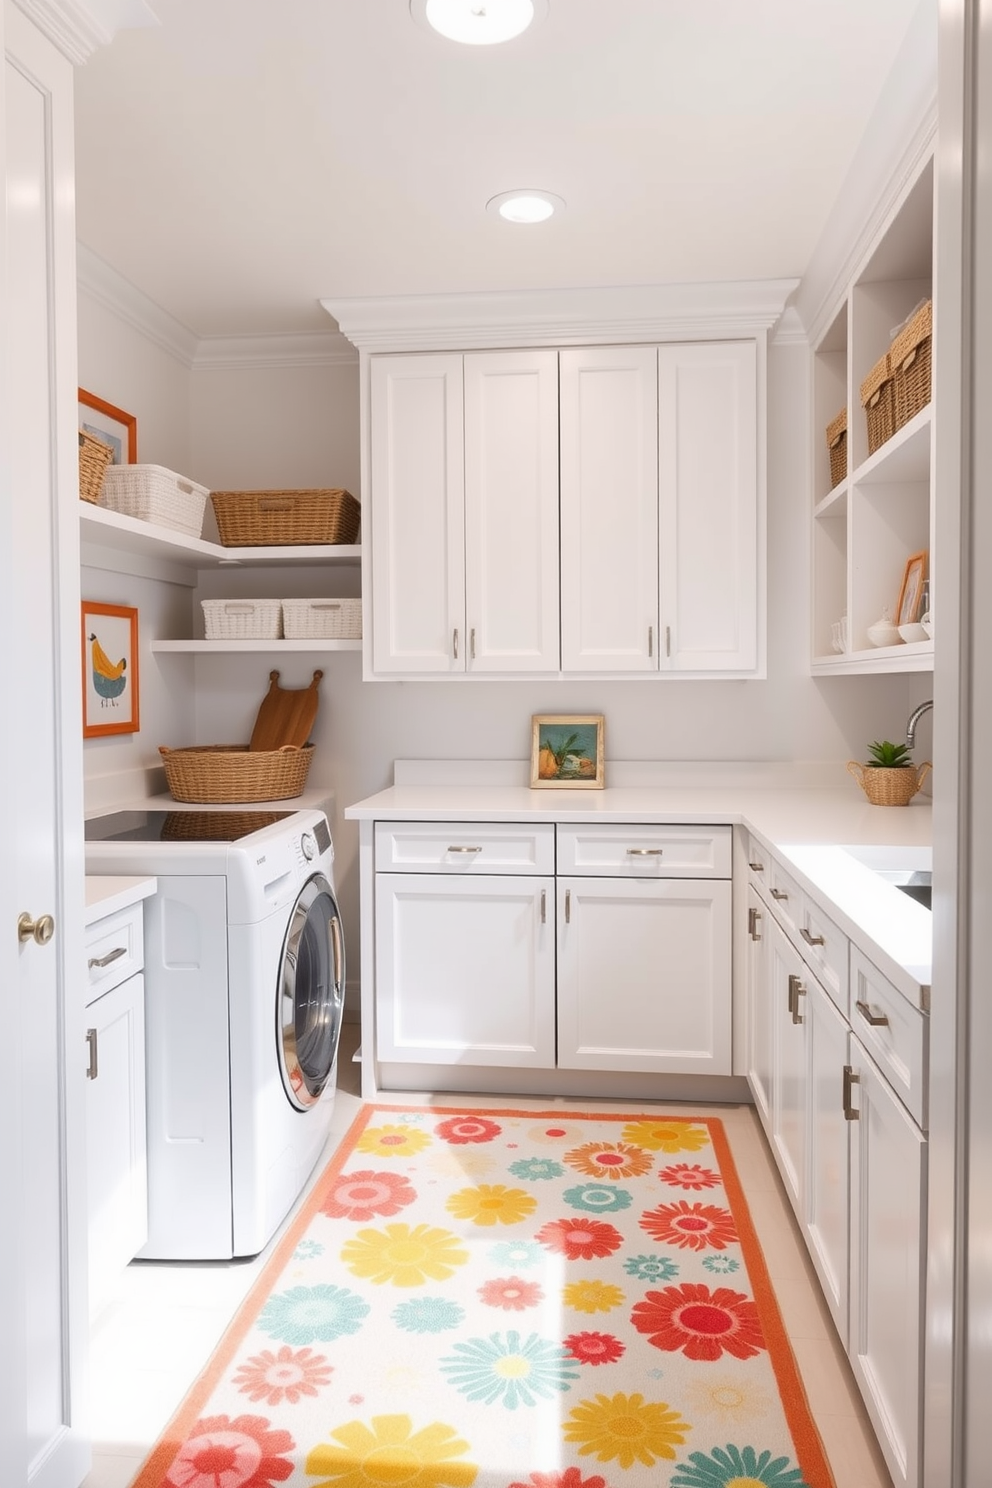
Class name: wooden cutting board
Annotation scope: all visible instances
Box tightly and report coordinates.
[249,668,323,751]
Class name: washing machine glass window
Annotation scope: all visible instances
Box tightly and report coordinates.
[279,872,344,1109]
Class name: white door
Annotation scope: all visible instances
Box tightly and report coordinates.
[3,6,89,1484]
[559,345,659,671]
[464,350,559,672]
[848,1040,926,1488]
[804,975,850,1344]
[375,874,556,1066]
[745,885,772,1126]
[556,876,732,1074]
[767,916,806,1215]
[658,340,758,671]
[369,353,465,673]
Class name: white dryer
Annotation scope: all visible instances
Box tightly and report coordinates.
[84,806,344,1260]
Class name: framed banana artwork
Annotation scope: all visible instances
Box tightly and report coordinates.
[81,600,140,737]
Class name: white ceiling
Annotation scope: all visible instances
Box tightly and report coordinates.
[72,0,927,341]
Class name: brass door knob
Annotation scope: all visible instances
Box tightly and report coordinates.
[18,912,55,946]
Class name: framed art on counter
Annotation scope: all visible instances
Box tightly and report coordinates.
[81,601,140,737]
[530,714,605,789]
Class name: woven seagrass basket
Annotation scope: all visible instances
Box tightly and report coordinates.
[79,429,114,504]
[860,353,896,456]
[158,743,314,803]
[825,408,847,489]
[891,299,932,431]
[210,488,360,547]
[847,759,932,806]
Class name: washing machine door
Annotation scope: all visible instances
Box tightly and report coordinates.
[278,871,344,1110]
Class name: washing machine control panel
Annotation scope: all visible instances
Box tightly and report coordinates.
[300,830,317,861]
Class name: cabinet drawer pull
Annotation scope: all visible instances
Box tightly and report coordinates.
[540,889,546,924]
[665,625,671,657]
[748,860,764,872]
[565,888,571,924]
[447,845,482,854]
[855,999,889,1027]
[648,625,654,658]
[627,847,663,856]
[88,945,127,970]
[800,926,825,947]
[788,972,805,1024]
[843,1064,860,1120]
[748,906,762,941]
[470,628,476,660]
[453,628,459,660]
[770,888,789,901]
[85,1027,98,1081]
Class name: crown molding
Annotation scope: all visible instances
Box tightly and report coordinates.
[322,279,800,353]
[192,332,358,371]
[14,0,157,64]
[770,305,809,348]
[77,242,199,367]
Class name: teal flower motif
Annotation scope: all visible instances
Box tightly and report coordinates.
[670,1444,810,1486]
[258,1284,369,1345]
[508,1157,565,1181]
[702,1253,741,1275]
[623,1253,680,1282]
[563,1182,633,1214]
[392,1296,465,1333]
[440,1329,579,1409]
[294,1239,324,1259]
[489,1239,544,1270]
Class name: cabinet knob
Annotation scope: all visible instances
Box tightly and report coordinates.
[18,911,55,946]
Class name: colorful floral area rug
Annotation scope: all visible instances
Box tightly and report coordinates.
[132,1105,835,1488]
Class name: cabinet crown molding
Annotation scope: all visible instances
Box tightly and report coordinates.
[14,0,157,63]
[323,280,799,353]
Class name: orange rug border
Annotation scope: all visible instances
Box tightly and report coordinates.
[128,1104,835,1488]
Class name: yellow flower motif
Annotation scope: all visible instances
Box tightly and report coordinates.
[306,1413,478,1488]
[621,1119,710,1154]
[445,1184,538,1227]
[341,1224,468,1287]
[563,1279,625,1314]
[564,1391,689,1469]
[683,1371,773,1424]
[356,1123,432,1159]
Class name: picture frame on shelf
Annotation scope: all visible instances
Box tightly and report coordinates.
[78,388,137,465]
[530,714,605,790]
[896,550,928,627]
[81,601,140,738]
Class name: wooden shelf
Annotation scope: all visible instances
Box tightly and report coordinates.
[152,638,361,653]
[81,503,361,568]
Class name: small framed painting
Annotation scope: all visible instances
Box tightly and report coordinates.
[530,714,605,789]
[896,549,928,627]
[78,387,137,465]
[81,601,140,737]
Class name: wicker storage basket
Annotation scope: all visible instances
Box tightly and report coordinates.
[825,408,847,489]
[846,759,932,806]
[891,299,932,430]
[201,598,283,640]
[158,743,314,803]
[860,352,896,455]
[79,429,115,504]
[100,464,208,537]
[281,597,362,640]
[210,488,360,548]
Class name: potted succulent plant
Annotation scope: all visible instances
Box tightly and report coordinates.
[847,739,932,806]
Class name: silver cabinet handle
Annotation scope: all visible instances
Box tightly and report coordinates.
[448,845,482,854]
[665,625,672,657]
[648,625,654,658]
[540,890,546,924]
[748,906,762,941]
[770,888,789,901]
[470,628,476,660]
[843,1064,860,1120]
[565,888,571,924]
[856,999,889,1027]
[800,926,825,947]
[453,628,459,660]
[85,1028,99,1081]
[748,860,764,872]
[788,972,805,1024]
[88,945,127,970]
[627,847,663,856]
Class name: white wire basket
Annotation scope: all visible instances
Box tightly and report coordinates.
[281,597,362,640]
[201,599,283,640]
[100,464,208,537]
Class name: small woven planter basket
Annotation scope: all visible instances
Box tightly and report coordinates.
[158,743,314,803]
[847,760,932,806]
[79,429,114,504]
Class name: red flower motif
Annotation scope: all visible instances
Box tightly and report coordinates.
[564,1331,626,1366]
[631,1283,765,1361]
[656,1162,721,1191]
[639,1200,738,1251]
[320,1169,416,1221]
[165,1413,293,1488]
[535,1218,623,1259]
[478,1275,544,1310]
[435,1115,502,1145]
[231,1345,332,1405]
[509,1472,609,1488]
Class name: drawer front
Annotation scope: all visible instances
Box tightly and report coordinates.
[765,857,802,936]
[745,832,770,882]
[556,823,732,878]
[796,895,849,1017]
[85,902,144,1004]
[850,945,928,1128]
[374,821,556,874]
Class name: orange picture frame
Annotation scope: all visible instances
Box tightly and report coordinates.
[78,387,137,465]
[896,550,928,628]
[81,601,140,737]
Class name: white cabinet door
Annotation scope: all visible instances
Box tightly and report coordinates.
[849,1040,926,1488]
[370,353,465,673]
[375,874,556,1066]
[804,975,850,1345]
[745,885,773,1126]
[559,346,659,672]
[85,974,148,1320]
[658,340,758,672]
[464,351,559,672]
[556,877,731,1074]
[767,916,806,1214]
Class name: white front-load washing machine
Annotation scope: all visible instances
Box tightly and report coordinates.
[84,806,344,1260]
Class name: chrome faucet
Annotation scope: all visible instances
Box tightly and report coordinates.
[906,699,933,750]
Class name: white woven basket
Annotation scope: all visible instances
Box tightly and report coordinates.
[100,464,208,537]
[281,597,362,640]
[201,599,283,640]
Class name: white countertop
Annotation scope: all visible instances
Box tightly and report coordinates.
[84,875,157,925]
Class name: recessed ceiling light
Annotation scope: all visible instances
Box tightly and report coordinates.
[410,0,548,46]
[486,189,565,223]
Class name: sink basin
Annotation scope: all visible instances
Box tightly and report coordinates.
[841,846,933,911]
[876,869,932,910]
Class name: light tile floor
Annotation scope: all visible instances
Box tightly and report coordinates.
[81,1024,894,1488]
